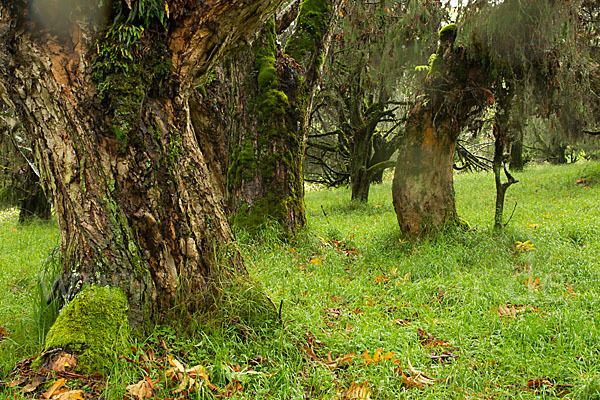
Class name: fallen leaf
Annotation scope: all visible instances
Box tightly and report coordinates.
[399,358,435,388]
[417,328,450,347]
[429,351,458,363]
[50,353,77,373]
[496,303,517,318]
[516,240,535,251]
[374,275,389,284]
[43,378,66,399]
[126,378,154,399]
[52,390,84,400]
[335,380,371,399]
[394,319,409,326]
[0,327,6,340]
[525,276,543,291]
[325,308,344,318]
[324,352,355,369]
[22,375,45,393]
[310,258,321,264]
[363,348,395,364]
[528,224,539,229]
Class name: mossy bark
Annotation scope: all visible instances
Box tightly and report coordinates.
[226,0,343,234]
[0,0,283,328]
[392,25,489,235]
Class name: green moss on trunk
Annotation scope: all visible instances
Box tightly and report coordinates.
[285,0,332,65]
[43,285,130,374]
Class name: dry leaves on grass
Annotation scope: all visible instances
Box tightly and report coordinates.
[398,358,435,389]
[0,327,6,341]
[50,353,78,373]
[41,378,84,400]
[515,240,535,252]
[417,328,450,348]
[363,348,395,365]
[335,380,371,399]
[495,303,539,319]
[166,355,216,394]
[524,276,543,291]
[126,377,155,400]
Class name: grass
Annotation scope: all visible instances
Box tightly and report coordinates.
[1,162,600,399]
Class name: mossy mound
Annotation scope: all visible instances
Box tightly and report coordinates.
[43,285,130,374]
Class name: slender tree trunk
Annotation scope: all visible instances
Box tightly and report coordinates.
[0,0,283,327]
[349,125,372,202]
[17,166,51,223]
[509,128,524,171]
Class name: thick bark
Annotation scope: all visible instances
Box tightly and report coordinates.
[0,0,283,327]
[392,25,489,234]
[392,108,459,234]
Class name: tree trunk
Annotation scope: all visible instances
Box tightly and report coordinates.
[226,0,343,234]
[509,127,524,171]
[17,166,51,223]
[226,20,306,233]
[350,125,372,202]
[392,24,489,235]
[0,0,283,327]
[392,108,459,234]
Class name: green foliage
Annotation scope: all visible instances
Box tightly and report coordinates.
[43,285,130,374]
[92,0,170,146]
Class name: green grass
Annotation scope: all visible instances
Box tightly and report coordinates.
[1,162,600,399]
[0,209,60,377]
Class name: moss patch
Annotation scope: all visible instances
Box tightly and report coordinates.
[43,285,129,374]
[285,0,333,64]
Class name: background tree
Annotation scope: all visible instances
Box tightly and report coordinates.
[392,0,598,234]
[305,0,446,201]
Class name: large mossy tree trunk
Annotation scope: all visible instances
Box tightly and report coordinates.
[226,0,343,235]
[0,0,282,327]
[392,25,488,235]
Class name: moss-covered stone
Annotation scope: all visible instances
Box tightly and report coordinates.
[43,285,130,374]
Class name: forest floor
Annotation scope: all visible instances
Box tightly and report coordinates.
[1,162,600,399]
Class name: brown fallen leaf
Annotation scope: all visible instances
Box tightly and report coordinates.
[323,352,355,369]
[429,351,458,363]
[126,377,154,399]
[22,375,45,393]
[399,358,435,388]
[325,307,344,318]
[51,353,77,373]
[394,319,409,326]
[335,380,371,400]
[496,303,517,318]
[43,378,66,399]
[417,328,450,347]
[0,327,6,340]
[363,348,395,364]
[52,390,84,400]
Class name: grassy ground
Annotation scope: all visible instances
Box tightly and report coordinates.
[1,162,600,399]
